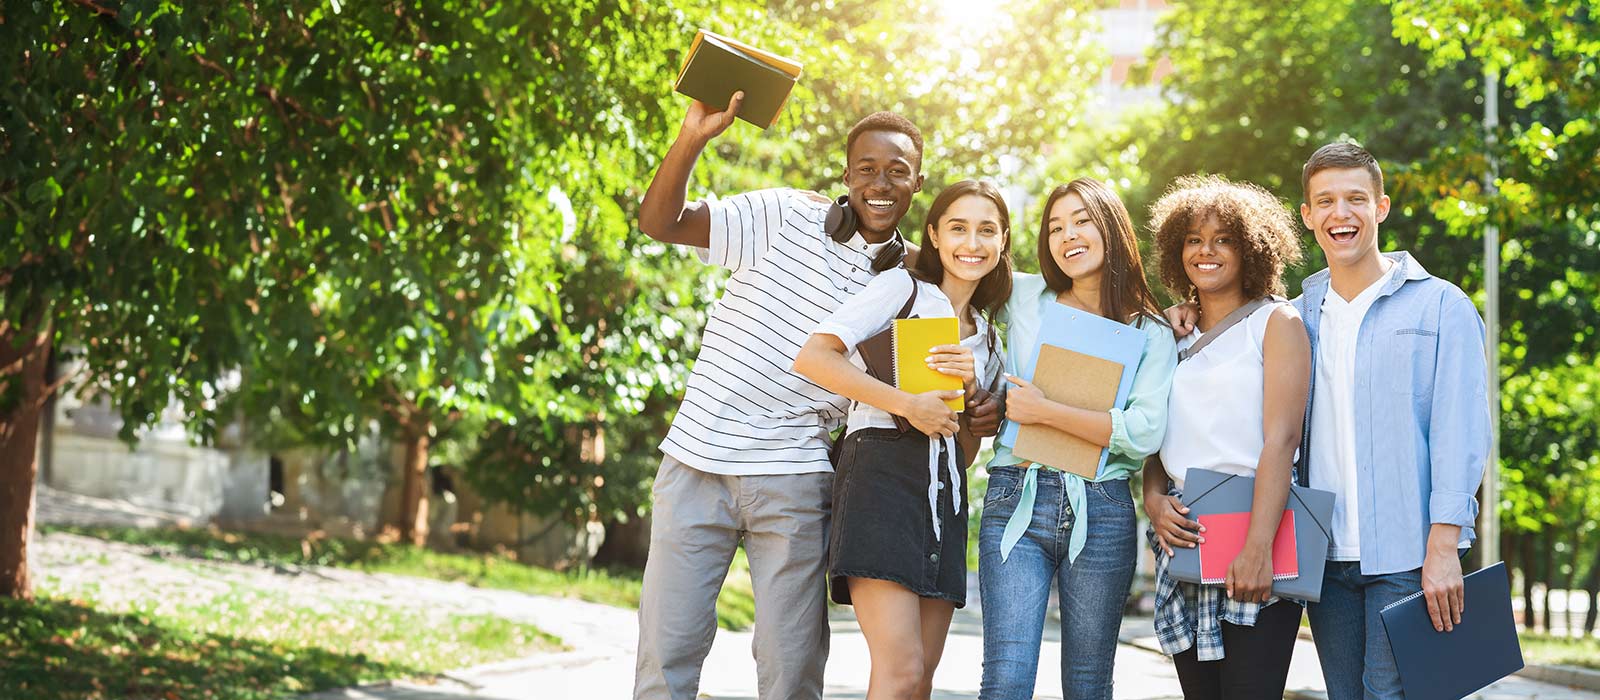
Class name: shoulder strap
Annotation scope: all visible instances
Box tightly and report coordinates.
[894,279,919,319]
[1176,296,1283,363]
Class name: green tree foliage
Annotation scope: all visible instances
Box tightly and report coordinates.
[699,1,1103,234]
[468,0,1106,529]
[1111,0,1484,294]
[2,0,355,596]
[1386,0,1600,367]
[1113,0,1597,629]
[1385,0,1600,631]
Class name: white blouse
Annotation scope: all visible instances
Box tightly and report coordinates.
[1158,302,1282,491]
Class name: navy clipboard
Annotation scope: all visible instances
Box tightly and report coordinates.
[1379,562,1524,700]
[1167,467,1336,602]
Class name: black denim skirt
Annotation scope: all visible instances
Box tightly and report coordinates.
[828,427,968,607]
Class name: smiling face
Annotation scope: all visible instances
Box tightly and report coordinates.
[1183,215,1243,297]
[927,194,1006,283]
[842,130,923,241]
[1047,193,1106,282]
[1300,166,1390,270]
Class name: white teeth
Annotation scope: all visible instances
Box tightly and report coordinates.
[1330,226,1358,235]
[1196,263,1221,270]
[867,199,894,207]
[955,255,985,264]
[1064,246,1088,259]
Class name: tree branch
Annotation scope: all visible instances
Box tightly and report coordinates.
[192,53,235,82]
[67,0,118,18]
[26,367,78,414]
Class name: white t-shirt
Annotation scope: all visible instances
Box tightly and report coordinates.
[1159,302,1282,491]
[813,268,1001,434]
[1311,262,1399,560]
[659,188,894,476]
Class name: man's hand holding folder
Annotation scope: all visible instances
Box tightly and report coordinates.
[1421,523,1467,632]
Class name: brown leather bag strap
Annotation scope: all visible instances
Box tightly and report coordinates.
[894,281,919,319]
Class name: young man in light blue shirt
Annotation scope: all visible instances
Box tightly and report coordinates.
[1169,142,1490,699]
[1294,142,1490,699]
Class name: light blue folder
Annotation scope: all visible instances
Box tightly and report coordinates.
[998,300,1146,478]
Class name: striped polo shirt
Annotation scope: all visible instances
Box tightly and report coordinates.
[661,188,891,475]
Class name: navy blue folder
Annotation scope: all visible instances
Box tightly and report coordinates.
[1379,562,1524,700]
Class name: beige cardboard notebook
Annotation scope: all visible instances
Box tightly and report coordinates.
[1011,344,1125,479]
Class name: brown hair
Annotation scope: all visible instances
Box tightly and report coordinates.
[1301,141,1384,200]
[912,180,1013,320]
[1150,174,1304,301]
[1036,178,1166,327]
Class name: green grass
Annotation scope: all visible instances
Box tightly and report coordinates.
[1,584,559,700]
[43,523,758,630]
[1520,632,1600,670]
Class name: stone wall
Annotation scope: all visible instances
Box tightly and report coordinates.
[40,390,604,569]
[43,392,268,522]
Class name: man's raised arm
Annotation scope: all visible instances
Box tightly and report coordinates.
[638,92,744,248]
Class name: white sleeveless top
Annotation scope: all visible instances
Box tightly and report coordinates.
[1158,302,1282,491]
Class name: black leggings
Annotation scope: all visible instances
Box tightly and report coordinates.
[1170,599,1302,700]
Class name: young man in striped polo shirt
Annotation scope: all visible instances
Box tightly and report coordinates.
[633,93,1000,699]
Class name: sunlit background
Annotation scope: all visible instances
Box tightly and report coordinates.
[3,1,1597,697]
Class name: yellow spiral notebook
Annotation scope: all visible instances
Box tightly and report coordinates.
[891,317,964,412]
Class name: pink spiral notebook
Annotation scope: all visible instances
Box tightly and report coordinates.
[1196,510,1299,584]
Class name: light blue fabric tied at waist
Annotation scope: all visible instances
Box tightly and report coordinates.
[928,433,961,542]
[997,462,1088,565]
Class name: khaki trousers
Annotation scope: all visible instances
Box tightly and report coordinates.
[633,453,832,700]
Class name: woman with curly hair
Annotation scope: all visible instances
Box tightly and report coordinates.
[1141,175,1311,700]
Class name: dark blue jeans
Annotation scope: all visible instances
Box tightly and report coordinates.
[977,467,1137,700]
[1307,550,1468,700]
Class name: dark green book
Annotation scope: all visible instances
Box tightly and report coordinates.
[673,30,802,129]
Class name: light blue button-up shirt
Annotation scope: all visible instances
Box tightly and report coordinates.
[1295,251,1490,575]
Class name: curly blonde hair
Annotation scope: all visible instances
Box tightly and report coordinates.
[1149,175,1303,301]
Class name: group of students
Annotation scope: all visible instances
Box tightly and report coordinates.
[632,93,1490,700]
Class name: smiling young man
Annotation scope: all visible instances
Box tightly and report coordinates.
[1292,143,1489,699]
[632,94,1000,700]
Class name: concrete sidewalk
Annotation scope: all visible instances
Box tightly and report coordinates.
[1118,616,1599,700]
[309,601,1600,700]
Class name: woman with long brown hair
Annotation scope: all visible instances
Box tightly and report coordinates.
[977,178,1177,700]
[795,179,1013,699]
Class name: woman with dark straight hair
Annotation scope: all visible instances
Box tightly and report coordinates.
[795,179,1013,699]
[978,177,1177,700]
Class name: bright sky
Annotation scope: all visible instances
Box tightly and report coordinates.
[934,0,1009,34]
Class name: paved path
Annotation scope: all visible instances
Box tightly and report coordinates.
[313,603,1600,700]
[29,489,1599,699]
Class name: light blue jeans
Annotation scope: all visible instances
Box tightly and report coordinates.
[977,467,1137,700]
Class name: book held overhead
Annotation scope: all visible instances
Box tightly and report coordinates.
[673,30,802,129]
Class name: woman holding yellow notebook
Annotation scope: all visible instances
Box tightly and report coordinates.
[793,180,1013,699]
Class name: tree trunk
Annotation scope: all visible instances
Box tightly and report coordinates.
[1520,531,1538,631]
[397,423,432,547]
[1583,535,1600,636]
[1542,531,1555,634]
[1564,544,1577,637]
[0,320,52,600]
